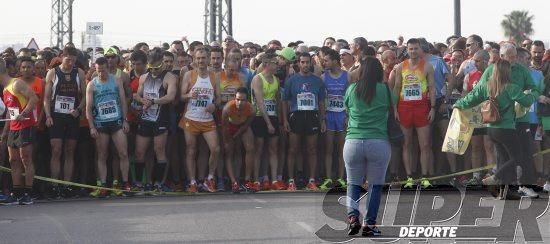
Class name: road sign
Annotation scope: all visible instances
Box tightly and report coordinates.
[86,22,103,35]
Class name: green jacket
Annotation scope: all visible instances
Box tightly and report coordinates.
[475,63,539,123]
[455,83,535,129]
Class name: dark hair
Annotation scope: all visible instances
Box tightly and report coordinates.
[318,46,332,56]
[189,41,204,52]
[468,34,483,47]
[324,49,340,63]
[365,46,376,56]
[533,40,545,49]
[62,46,78,57]
[162,50,174,59]
[517,47,531,59]
[298,52,311,60]
[236,87,249,97]
[210,46,224,57]
[337,39,349,47]
[356,57,384,104]
[95,57,108,66]
[147,48,164,64]
[130,50,147,63]
[133,42,149,52]
[268,40,282,47]
[171,40,183,46]
[446,35,460,45]
[406,38,420,46]
[323,37,335,44]
[487,42,500,51]
[18,56,34,66]
[386,40,398,47]
[353,37,368,53]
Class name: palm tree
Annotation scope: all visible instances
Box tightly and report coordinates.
[501,10,534,44]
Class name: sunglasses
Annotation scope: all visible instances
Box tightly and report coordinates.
[147,63,163,71]
[105,55,117,59]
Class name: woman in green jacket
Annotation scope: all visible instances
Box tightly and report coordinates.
[454,59,535,199]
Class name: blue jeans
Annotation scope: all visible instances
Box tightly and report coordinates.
[344,139,390,225]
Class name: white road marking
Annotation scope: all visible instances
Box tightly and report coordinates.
[42,214,74,244]
[296,221,314,232]
[249,197,267,204]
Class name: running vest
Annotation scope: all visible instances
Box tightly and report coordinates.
[3,79,36,130]
[324,71,348,113]
[253,73,279,117]
[184,70,216,122]
[219,71,242,104]
[30,77,44,129]
[399,59,429,105]
[226,99,253,125]
[51,66,81,117]
[128,69,141,122]
[92,75,122,125]
[140,71,169,123]
[465,70,482,93]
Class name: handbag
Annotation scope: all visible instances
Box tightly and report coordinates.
[385,84,404,146]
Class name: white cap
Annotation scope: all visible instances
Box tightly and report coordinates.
[339,49,352,55]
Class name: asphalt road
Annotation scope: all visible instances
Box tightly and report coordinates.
[0,189,549,243]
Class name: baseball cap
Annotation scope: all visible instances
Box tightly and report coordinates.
[276,47,296,62]
[104,47,119,56]
[339,49,352,55]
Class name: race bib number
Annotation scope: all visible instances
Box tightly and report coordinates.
[265,99,276,116]
[54,95,75,114]
[221,87,237,103]
[8,107,20,118]
[97,100,119,120]
[192,95,210,108]
[327,94,344,112]
[297,92,316,111]
[403,84,422,101]
[142,92,160,122]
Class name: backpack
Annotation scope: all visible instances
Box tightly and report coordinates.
[480,96,501,123]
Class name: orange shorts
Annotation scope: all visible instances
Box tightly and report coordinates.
[179,118,217,135]
[397,103,430,129]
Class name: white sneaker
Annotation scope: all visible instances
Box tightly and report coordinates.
[518,186,539,198]
[543,182,550,193]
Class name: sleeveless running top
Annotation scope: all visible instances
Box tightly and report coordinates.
[4,79,37,130]
[92,75,122,125]
[184,70,216,122]
[226,99,253,125]
[128,69,141,122]
[253,73,279,117]
[140,71,169,123]
[52,66,81,117]
[219,71,242,104]
[324,71,348,113]
[399,59,429,105]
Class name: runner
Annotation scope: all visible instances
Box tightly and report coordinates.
[179,49,221,193]
[340,49,354,72]
[251,53,285,191]
[282,52,327,191]
[319,49,349,190]
[393,38,436,189]
[134,48,178,192]
[43,46,86,198]
[86,57,131,198]
[1,58,38,205]
[221,87,255,193]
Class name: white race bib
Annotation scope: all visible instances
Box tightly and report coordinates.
[142,92,160,122]
[265,99,277,116]
[54,95,75,114]
[403,83,422,101]
[327,94,344,112]
[97,100,119,120]
[8,107,19,118]
[297,92,316,111]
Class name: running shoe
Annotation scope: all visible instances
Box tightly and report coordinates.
[61,186,75,198]
[0,193,6,202]
[244,181,256,192]
[403,177,414,189]
[90,186,109,198]
[122,182,133,197]
[465,177,481,187]
[336,178,348,189]
[319,179,333,191]
[48,185,61,200]
[271,180,286,190]
[449,177,459,187]
[306,181,320,191]
[205,179,216,193]
[482,175,497,185]
[173,182,184,192]
[261,179,272,191]
[518,186,539,198]
[132,183,145,196]
[231,182,240,193]
[112,180,123,196]
[347,215,361,236]
[144,183,154,195]
[362,225,382,237]
[187,183,198,193]
[2,193,19,206]
[287,181,297,192]
[216,179,226,192]
[252,181,261,192]
[19,193,33,205]
[458,175,469,186]
[544,182,550,193]
[421,178,432,189]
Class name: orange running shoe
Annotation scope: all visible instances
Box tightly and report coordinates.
[245,181,256,192]
[306,181,319,191]
[252,181,261,192]
[261,179,272,191]
[287,181,297,192]
[272,180,286,190]
[205,179,216,193]
[187,183,198,193]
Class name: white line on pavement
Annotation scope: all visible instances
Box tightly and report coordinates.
[296,221,314,232]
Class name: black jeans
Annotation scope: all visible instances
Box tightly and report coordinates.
[487,128,520,185]
[516,122,537,185]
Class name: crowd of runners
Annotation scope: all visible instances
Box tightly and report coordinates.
[0,34,549,207]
